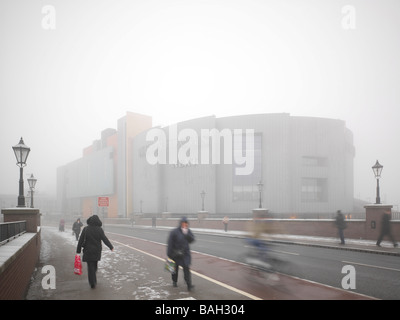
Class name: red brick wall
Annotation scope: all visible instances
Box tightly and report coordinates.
[2,209,40,233]
[0,231,41,300]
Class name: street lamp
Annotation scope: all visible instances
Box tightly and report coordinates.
[200,190,206,211]
[12,137,30,207]
[372,160,383,204]
[257,181,263,208]
[27,174,37,208]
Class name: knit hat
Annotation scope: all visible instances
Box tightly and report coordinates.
[180,216,189,224]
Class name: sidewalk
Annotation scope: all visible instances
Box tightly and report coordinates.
[267,234,400,256]
[25,226,254,300]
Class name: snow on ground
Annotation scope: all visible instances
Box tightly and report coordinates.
[39,226,183,300]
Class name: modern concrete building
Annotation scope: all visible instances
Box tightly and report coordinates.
[57,112,152,218]
[132,113,355,217]
[57,112,355,218]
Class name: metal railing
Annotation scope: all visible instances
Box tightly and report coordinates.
[0,221,27,246]
[392,211,400,221]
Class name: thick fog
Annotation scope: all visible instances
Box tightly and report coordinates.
[0,1,399,206]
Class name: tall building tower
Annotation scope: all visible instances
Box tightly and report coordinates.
[57,112,152,218]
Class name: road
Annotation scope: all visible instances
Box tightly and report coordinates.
[105,225,400,300]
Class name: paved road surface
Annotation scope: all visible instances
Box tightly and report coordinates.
[26,226,375,300]
[106,225,400,299]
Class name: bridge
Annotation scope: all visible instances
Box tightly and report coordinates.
[1,205,399,302]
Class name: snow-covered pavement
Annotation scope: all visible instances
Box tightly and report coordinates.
[25,226,251,300]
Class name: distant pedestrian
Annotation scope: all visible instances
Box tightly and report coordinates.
[223,216,229,232]
[76,215,114,288]
[376,211,398,247]
[72,218,83,241]
[59,218,65,232]
[335,210,346,245]
[167,217,195,291]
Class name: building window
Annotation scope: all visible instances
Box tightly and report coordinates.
[302,156,328,167]
[232,133,262,201]
[301,178,328,202]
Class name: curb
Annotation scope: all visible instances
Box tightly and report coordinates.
[267,239,400,257]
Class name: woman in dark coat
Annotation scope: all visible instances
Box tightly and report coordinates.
[167,217,195,291]
[76,215,114,288]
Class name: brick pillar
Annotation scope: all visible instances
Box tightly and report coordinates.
[197,211,209,220]
[364,204,392,240]
[252,208,268,219]
[1,208,41,233]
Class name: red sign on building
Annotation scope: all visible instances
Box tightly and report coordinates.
[98,197,109,207]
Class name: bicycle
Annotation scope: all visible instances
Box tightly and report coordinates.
[239,238,280,283]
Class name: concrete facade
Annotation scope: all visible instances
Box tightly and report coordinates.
[57,112,355,219]
[57,112,152,218]
[132,113,355,216]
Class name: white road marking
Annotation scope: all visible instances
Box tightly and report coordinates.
[110,236,262,300]
[244,245,300,256]
[342,260,400,273]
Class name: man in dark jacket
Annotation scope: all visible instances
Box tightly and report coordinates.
[335,210,346,245]
[72,218,83,241]
[167,217,195,291]
[76,215,114,288]
[377,211,398,247]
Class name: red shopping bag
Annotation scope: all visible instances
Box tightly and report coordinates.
[74,254,82,275]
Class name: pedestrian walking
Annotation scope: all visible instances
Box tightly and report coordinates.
[223,216,229,232]
[167,217,195,291]
[335,210,346,245]
[76,215,114,288]
[376,210,398,247]
[59,218,65,232]
[72,218,83,241]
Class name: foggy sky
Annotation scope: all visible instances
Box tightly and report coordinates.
[0,0,399,208]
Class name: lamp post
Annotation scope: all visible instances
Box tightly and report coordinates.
[257,181,263,208]
[27,174,37,208]
[12,138,30,207]
[200,190,206,211]
[372,160,383,204]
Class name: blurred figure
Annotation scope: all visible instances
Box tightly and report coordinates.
[222,216,229,232]
[244,220,272,270]
[245,238,270,266]
[72,218,83,241]
[59,218,65,232]
[335,210,346,245]
[377,211,398,247]
[76,215,114,288]
[243,219,283,282]
[167,217,195,291]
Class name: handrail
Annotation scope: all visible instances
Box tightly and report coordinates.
[0,221,27,246]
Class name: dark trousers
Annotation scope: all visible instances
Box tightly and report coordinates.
[377,231,397,245]
[338,229,345,244]
[87,261,98,287]
[172,264,191,286]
